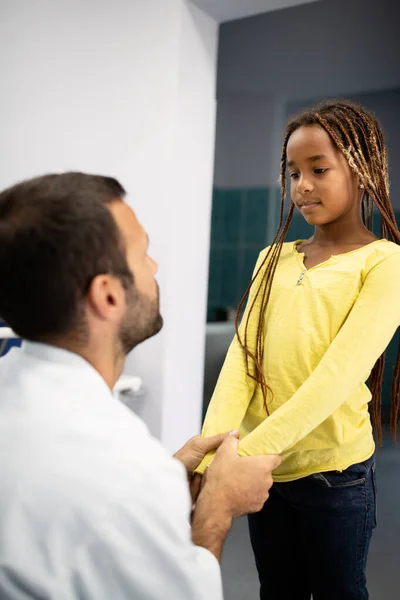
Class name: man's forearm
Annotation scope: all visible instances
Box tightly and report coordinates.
[191,489,232,562]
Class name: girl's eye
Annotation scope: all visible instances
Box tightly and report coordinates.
[289,169,327,179]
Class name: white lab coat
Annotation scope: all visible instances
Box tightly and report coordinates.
[0,342,223,599]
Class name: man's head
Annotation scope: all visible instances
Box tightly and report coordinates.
[0,172,162,371]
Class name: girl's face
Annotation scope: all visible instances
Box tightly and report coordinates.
[286,124,361,226]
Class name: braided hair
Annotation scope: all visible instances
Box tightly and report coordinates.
[235,99,400,445]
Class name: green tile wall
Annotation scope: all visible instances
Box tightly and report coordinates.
[207,187,271,322]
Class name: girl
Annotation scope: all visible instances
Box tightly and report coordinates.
[195,100,400,600]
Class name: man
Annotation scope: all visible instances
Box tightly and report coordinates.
[0,173,280,599]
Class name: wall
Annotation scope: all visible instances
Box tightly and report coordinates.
[0,0,218,453]
[213,89,400,205]
[207,186,280,321]
[158,3,219,450]
[209,94,284,318]
[217,0,400,99]
[191,0,320,23]
[214,93,285,189]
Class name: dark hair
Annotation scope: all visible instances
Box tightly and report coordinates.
[235,99,400,445]
[0,172,133,342]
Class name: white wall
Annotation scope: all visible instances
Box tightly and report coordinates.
[159,4,218,450]
[0,0,218,453]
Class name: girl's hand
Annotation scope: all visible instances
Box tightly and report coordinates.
[173,430,240,474]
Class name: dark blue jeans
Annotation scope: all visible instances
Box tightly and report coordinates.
[248,455,377,600]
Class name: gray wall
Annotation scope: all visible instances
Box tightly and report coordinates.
[213,0,400,206]
[217,0,400,99]
[214,93,287,188]
[213,88,400,208]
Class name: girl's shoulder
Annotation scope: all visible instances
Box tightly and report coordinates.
[360,239,400,279]
[365,239,400,263]
[376,239,400,255]
[257,241,296,261]
[254,242,298,273]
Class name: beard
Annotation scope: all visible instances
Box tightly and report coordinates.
[118,282,163,356]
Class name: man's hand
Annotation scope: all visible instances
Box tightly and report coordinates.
[189,473,204,507]
[173,430,239,474]
[191,437,281,561]
[204,436,281,517]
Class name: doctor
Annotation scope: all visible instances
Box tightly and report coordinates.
[0,172,280,600]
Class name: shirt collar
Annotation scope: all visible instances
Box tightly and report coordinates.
[22,340,89,367]
[21,341,113,396]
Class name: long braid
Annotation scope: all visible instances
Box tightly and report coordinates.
[235,127,296,412]
[235,99,400,444]
[314,114,397,237]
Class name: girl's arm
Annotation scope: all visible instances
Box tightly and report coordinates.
[195,249,269,474]
[238,250,400,457]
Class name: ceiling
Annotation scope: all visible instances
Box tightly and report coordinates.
[189,0,320,22]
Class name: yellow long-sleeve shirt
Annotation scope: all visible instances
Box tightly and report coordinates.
[197,239,400,481]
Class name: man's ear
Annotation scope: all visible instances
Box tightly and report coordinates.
[86,275,126,322]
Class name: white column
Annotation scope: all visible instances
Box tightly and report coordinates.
[0,0,218,453]
[159,3,218,452]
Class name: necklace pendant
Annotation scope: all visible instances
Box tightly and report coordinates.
[296,271,305,286]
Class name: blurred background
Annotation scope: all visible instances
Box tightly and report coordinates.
[1,0,399,598]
